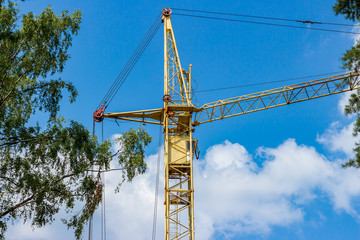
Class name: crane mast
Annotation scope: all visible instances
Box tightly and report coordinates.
[101,7,360,240]
[163,8,195,239]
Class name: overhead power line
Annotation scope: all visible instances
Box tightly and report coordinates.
[171,8,356,27]
[172,13,360,35]
[193,71,347,93]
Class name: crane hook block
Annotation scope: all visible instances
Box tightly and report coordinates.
[162,8,172,17]
[93,104,105,122]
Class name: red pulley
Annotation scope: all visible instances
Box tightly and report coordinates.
[163,94,171,102]
[93,104,105,122]
[162,8,172,17]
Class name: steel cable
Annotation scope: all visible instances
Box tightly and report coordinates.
[193,71,347,93]
[171,8,356,27]
[98,13,161,108]
[97,13,162,110]
[172,13,360,35]
[101,121,107,240]
[105,20,162,108]
[152,125,162,240]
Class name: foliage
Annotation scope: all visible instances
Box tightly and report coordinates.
[333,0,360,168]
[0,1,152,239]
[343,90,360,168]
[116,128,152,190]
[333,0,360,21]
[63,128,152,238]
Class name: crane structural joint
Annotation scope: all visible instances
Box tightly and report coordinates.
[162,7,172,17]
[163,94,172,102]
[93,104,105,122]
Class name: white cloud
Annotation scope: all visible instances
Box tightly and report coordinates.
[338,91,353,115]
[7,222,53,240]
[194,139,360,239]
[337,23,360,117]
[316,121,356,156]
[352,23,360,45]
[102,151,165,240]
[6,137,360,240]
[111,133,123,152]
[205,140,254,171]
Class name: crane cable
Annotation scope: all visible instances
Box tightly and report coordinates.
[89,121,107,240]
[152,125,163,240]
[171,12,360,35]
[100,121,107,240]
[96,13,163,113]
[98,13,161,109]
[104,17,162,109]
[88,121,96,240]
[193,71,348,93]
[171,8,356,27]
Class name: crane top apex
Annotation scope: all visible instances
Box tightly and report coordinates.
[162,8,172,17]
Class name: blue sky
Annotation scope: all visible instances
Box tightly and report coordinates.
[6,0,360,239]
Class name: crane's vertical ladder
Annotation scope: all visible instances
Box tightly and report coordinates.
[163,8,195,240]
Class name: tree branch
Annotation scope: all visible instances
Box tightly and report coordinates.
[0,39,25,77]
[0,134,70,147]
[0,69,29,108]
[86,168,124,173]
[0,164,128,218]
[0,175,19,187]
[0,43,48,108]
[0,39,25,88]
[0,172,77,218]
[0,194,34,218]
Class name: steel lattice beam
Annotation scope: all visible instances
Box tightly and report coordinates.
[193,72,360,125]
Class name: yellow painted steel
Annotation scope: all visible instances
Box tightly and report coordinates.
[193,72,360,125]
[163,7,195,240]
[102,7,360,240]
[105,72,360,127]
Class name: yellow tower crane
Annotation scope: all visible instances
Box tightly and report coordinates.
[101,8,360,240]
